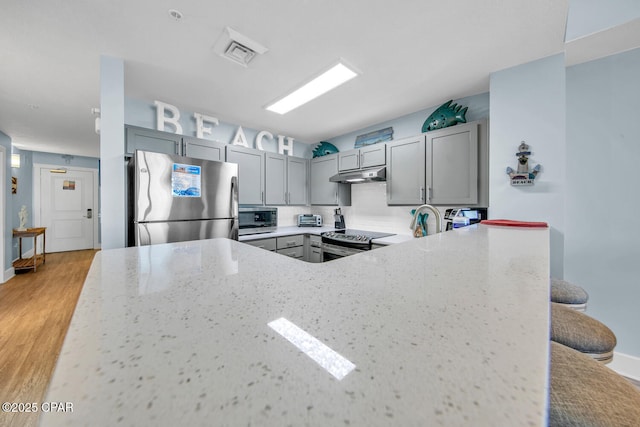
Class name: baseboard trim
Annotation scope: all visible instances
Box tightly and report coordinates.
[608,352,640,382]
[3,266,15,284]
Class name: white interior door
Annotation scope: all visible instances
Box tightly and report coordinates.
[40,168,95,252]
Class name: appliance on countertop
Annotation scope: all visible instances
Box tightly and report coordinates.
[127,150,238,246]
[321,229,395,261]
[329,166,386,184]
[239,207,278,235]
[334,208,346,229]
[298,214,323,227]
[443,207,488,231]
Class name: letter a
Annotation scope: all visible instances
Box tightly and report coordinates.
[232,126,249,147]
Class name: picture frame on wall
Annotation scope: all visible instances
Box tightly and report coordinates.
[12,176,17,194]
[354,127,393,148]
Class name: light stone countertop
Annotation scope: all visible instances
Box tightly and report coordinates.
[41,224,550,426]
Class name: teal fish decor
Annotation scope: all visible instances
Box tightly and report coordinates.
[312,141,339,158]
[421,100,468,132]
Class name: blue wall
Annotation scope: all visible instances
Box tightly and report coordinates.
[325,93,489,151]
[10,148,34,258]
[9,149,99,259]
[1,131,12,273]
[125,97,314,158]
[489,54,567,278]
[565,47,640,356]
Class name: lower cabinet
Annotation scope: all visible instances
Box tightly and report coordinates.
[276,235,305,260]
[244,234,322,262]
[307,235,322,263]
[244,237,276,251]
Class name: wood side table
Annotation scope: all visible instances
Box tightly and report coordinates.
[13,227,47,272]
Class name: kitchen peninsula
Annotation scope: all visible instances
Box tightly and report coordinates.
[42,224,550,426]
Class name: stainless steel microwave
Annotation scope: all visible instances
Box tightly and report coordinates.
[239,207,277,235]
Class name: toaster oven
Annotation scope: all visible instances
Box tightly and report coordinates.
[298,214,322,227]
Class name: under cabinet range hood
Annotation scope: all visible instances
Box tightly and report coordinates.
[329,166,386,184]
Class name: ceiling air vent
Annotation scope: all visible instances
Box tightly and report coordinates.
[213,27,268,67]
[224,41,256,66]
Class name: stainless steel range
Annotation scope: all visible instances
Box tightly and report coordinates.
[321,229,395,261]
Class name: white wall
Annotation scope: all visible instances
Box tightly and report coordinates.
[565,47,640,356]
[489,54,566,278]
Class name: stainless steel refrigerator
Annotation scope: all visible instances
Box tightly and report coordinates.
[127,150,238,246]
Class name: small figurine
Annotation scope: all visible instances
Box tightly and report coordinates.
[506,141,541,186]
[421,100,468,132]
[312,141,339,158]
[18,205,28,230]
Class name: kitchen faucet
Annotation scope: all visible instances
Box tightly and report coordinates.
[410,204,443,235]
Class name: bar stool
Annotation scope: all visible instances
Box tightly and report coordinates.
[550,278,588,311]
[550,302,616,363]
[549,341,640,426]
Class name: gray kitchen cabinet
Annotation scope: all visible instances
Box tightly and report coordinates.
[276,235,305,260]
[386,120,487,206]
[306,234,322,263]
[338,144,386,171]
[226,145,265,205]
[425,122,478,205]
[310,154,351,206]
[338,150,360,171]
[125,125,227,162]
[244,237,276,251]
[265,152,287,205]
[182,136,226,162]
[126,125,181,156]
[386,135,426,205]
[287,156,309,205]
[265,153,309,206]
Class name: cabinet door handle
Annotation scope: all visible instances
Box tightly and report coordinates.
[426,186,431,202]
[419,187,425,202]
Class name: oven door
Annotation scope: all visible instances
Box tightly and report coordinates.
[322,242,365,262]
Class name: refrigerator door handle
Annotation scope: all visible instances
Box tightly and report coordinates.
[230,176,238,218]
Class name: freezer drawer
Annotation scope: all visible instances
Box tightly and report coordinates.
[135,219,238,246]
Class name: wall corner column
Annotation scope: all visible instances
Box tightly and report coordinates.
[100,56,125,249]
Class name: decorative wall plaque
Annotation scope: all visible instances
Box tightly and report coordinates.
[506,141,541,186]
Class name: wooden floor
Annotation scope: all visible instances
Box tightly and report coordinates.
[0,249,97,427]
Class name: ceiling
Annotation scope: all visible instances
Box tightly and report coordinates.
[0,0,620,158]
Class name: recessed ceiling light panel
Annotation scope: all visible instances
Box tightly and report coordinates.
[266,62,359,115]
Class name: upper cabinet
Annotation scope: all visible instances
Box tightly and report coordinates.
[182,136,226,162]
[126,126,181,156]
[386,135,426,205]
[125,125,226,162]
[286,156,309,205]
[226,145,265,206]
[338,144,386,171]
[425,122,478,205]
[310,154,351,206]
[387,120,488,206]
[265,153,309,206]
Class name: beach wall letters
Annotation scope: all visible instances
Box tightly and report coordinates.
[154,100,294,155]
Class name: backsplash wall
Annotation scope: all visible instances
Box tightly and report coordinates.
[277,183,447,236]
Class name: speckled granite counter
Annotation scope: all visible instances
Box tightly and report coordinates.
[42,224,550,426]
